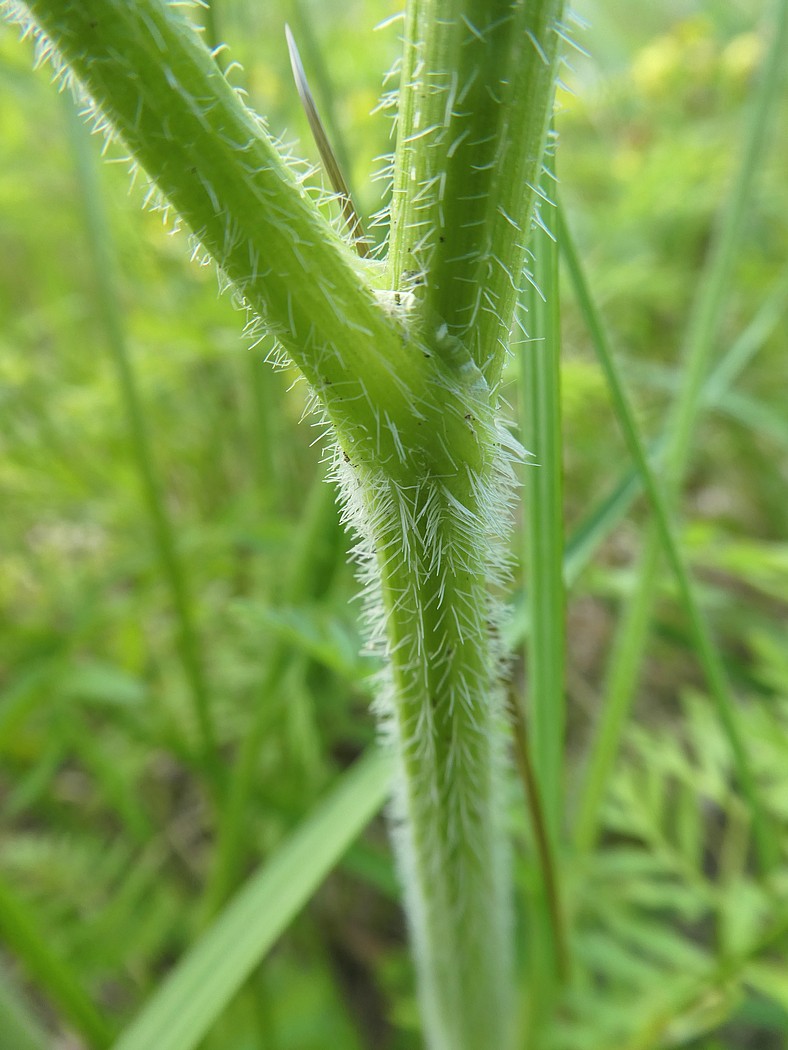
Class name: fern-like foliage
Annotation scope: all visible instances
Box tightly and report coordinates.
[549,688,788,1050]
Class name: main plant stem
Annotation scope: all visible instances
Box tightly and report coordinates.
[6,1,565,1046]
[343,443,513,1049]
[381,4,564,1044]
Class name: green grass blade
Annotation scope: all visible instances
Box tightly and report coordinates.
[63,96,220,778]
[506,459,649,656]
[517,163,570,1035]
[700,274,788,406]
[558,205,775,872]
[570,0,788,855]
[199,474,345,921]
[563,463,644,588]
[507,262,783,652]
[285,24,367,254]
[287,0,356,202]
[664,0,788,479]
[0,963,49,1050]
[557,269,786,597]
[520,177,565,846]
[716,390,788,446]
[113,747,393,1050]
[0,875,113,1048]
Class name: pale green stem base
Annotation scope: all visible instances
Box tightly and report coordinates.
[349,463,514,1050]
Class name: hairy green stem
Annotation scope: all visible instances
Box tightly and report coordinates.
[5,1,565,1046]
[358,463,512,1050]
[379,5,565,1045]
[17,0,484,480]
[390,0,565,389]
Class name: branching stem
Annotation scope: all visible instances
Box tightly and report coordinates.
[5,2,566,1047]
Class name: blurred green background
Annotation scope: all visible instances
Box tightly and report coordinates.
[1,1,786,1047]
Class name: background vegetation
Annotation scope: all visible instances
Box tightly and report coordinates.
[1,0,786,1048]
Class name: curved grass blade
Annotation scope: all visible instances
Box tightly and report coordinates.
[0,962,49,1050]
[64,95,220,783]
[0,875,113,1048]
[285,24,368,256]
[558,204,775,873]
[516,160,570,1038]
[113,747,393,1050]
[570,0,788,856]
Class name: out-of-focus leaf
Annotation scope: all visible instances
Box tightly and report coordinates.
[113,747,393,1050]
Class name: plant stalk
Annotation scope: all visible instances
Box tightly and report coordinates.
[380,4,565,1045]
[6,2,566,1046]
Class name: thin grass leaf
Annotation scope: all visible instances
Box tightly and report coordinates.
[663,0,788,479]
[285,24,368,254]
[557,203,774,871]
[199,474,347,922]
[516,160,570,1038]
[570,0,788,855]
[520,166,566,847]
[64,95,220,782]
[507,270,786,654]
[286,0,356,199]
[0,875,113,1049]
[702,276,788,401]
[0,963,49,1050]
[114,746,393,1050]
